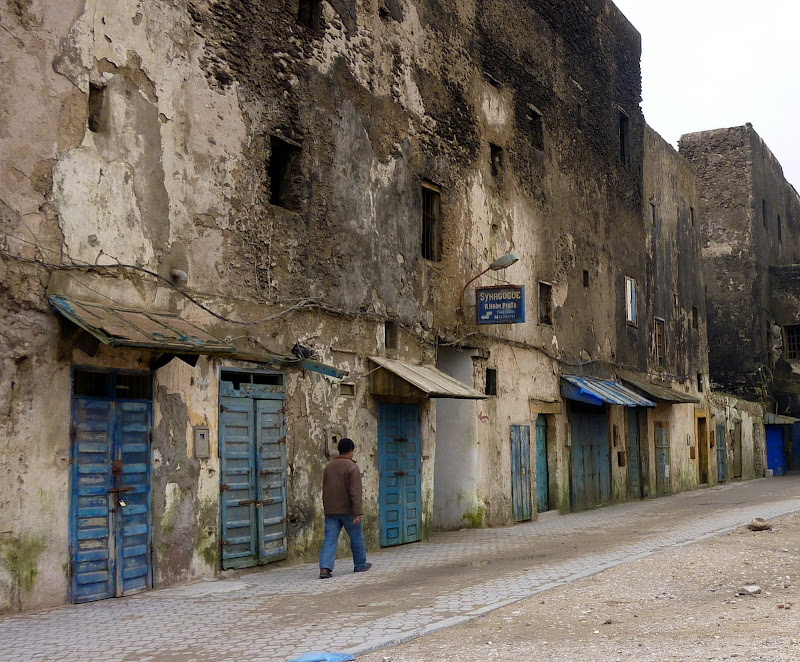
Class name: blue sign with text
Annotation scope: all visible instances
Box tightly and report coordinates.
[476,285,526,324]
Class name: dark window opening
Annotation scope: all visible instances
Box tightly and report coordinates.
[583,269,589,287]
[778,214,782,242]
[297,0,322,30]
[538,281,552,325]
[649,203,656,226]
[88,83,107,133]
[73,370,110,398]
[339,383,355,397]
[252,373,283,386]
[485,368,497,396]
[530,107,544,151]
[269,135,302,211]
[692,306,699,330]
[673,293,679,311]
[116,373,153,400]
[618,110,630,166]
[421,184,441,261]
[763,199,767,228]
[384,321,398,350]
[690,206,695,227]
[221,370,283,389]
[697,373,704,392]
[786,325,800,360]
[490,143,504,178]
[655,318,666,369]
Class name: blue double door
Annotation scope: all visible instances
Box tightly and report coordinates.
[379,403,422,547]
[570,409,611,510]
[69,372,152,603]
[219,382,287,569]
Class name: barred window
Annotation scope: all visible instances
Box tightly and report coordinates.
[655,318,666,369]
[421,183,441,261]
[786,325,800,360]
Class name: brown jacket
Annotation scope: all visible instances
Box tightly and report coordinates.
[322,455,363,515]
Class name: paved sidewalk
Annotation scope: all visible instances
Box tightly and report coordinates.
[2,477,800,662]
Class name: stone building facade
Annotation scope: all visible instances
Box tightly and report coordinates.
[0,0,722,612]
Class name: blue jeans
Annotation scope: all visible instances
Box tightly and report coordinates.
[319,514,367,572]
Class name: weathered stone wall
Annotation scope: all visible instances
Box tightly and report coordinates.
[710,392,765,481]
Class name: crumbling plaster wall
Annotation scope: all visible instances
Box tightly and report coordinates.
[710,392,765,481]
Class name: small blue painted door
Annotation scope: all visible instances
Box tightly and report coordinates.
[627,408,642,499]
[70,378,152,603]
[792,423,800,471]
[655,426,670,496]
[219,387,287,569]
[535,415,549,513]
[570,410,611,510]
[511,424,532,521]
[379,403,422,547]
[766,425,787,476]
[716,423,728,483]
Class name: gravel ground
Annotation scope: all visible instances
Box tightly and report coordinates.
[357,512,800,662]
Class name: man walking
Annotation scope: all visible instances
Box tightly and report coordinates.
[319,438,372,579]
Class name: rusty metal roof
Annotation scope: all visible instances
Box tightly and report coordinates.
[561,375,656,407]
[623,376,700,404]
[370,356,488,399]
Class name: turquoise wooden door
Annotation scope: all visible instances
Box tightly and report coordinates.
[627,408,642,499]
[70,372,153,603]
[535,415,549,513]
[570,410,611,510]
[511,424,532,521]
[716,423,728,483]
[656,426,670,496]
[379,403,421,547]
[220,389,287,569]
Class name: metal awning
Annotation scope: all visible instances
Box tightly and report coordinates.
[561,375,656,407]
[49,294,347,378]
[764,413,800,425]
[623,376,700,404]
[369,356,488,399]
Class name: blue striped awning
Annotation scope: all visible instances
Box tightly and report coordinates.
[561,375,656,407]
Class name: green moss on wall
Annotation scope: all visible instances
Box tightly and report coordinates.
[195,498,218,568]
[460,504,485,528]
[0,535,45,611]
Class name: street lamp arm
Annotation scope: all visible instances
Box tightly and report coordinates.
[459,265,492,316]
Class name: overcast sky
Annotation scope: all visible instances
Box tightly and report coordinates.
[612,0,800,190]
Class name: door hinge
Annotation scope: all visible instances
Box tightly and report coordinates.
[220,405,230,413]
[149,429,153,444]
[67,546,74,580]
[70,423,76,444]
[220,483,229,492]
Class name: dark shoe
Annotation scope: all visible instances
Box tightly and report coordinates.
[354,563,372,573]
[319,568,332,579]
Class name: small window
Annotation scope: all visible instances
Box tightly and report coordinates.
[786,325,800,360]
[583,269,589,288]
[421,183,442,262]
[73,370,110,398]
[384,321,398,350]
[538,281,552,325]
[654,318,666,369]
[297,0,322,30]
[689,206,695,227]
[339,383,355,397]
[649,203,656,226]
[618,110,630,166]
[269,135,302,211]
[697,373,704,392]
[485,368,497,396]
[763,199,767,228]
[778,214,782,243]
[490,143,504,178]
[673,293,679,311]
[692,306,699,330]
[87,83,107,133]
[529,106,544,151]
[625,276,637,326]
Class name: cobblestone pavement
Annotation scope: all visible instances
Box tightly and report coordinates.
[2,476,800,662]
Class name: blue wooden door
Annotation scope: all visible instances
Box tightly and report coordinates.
[70,383,152,603]
[627,408,642,498]
[766,425,786,476]
[535,415,549,513]
[220,394,287,569]
[511,424,532,521]
[716,423,728,483]
[656,426,670,496]
[379,403,421,547]
[792,423,800,471]
[570,411,611,510]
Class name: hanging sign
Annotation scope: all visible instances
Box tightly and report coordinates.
[476,285,526,324]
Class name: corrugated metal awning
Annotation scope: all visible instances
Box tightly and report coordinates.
[623,376,700,404]
[370,356,488,399]
[561,375,656,407]
[49,294,347,378]
[764,413,800,425]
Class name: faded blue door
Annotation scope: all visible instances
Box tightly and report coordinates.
[716,423,728,483]
[70,372,153,603]
[766,425,786,476]
[656,426,670,496]
[570,410,611,510]
[379,403,421,547]
[535,415,549,513]
[511,424,532,521]
[792,423,800,471]
[219,380,286,569]
[627,408,642,499]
